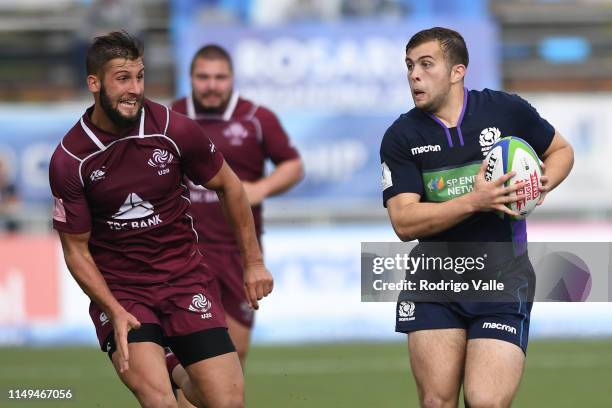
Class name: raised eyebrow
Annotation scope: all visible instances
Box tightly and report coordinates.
[405,55,435,64]
[113,67,145,76]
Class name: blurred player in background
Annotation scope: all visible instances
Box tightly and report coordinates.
[0,156,21,233]
[380,27,573,407]
[169,44,303,403]
[49,31,272,408]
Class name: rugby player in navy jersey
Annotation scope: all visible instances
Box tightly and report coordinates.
[380,27,573,407]
[49,31,271,408]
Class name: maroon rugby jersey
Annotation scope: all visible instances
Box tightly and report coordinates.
[49,99,223,285]
[171,92,299,249]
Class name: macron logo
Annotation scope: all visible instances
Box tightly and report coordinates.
[482,322,517,334]
[411,145,441,155]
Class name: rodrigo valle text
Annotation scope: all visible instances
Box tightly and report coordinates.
[373,279,504,292]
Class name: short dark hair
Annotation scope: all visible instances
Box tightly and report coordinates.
[190,44,233,74]
[406,27,469,68]
[86,31,144,76]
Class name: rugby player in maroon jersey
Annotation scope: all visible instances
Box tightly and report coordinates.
[49,31,269,408]
[169,44,303,407]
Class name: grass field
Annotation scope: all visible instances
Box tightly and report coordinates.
[0,340,611,407]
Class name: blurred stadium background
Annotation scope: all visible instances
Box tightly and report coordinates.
[1,0,611,406]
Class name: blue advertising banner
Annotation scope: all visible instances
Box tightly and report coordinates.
[170,12,500,207]
[280,112,392,202]
[0,105,82,204]
[172,16,500,114]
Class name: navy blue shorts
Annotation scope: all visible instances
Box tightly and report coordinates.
[395,255,534,354]
[396,300,532,353]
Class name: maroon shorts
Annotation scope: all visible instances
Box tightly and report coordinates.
[89,263,228,350]
[201,247,255,328]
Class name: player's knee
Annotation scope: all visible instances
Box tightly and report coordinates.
[421,392,456,408]
[130,381,177,408]
[223,380,245,408]
[464,390,510,408]
[136,390,177,408]
[219,394,244,408]
[192,378,243,408]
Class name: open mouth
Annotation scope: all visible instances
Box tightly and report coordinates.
[119,100,139,109]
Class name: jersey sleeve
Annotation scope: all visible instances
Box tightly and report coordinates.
[49,146,91,234]
[257,107,300,164]
[508,94,555,156]
[379,125,423,207]
[166,110,224,186]
[169,98,187,115]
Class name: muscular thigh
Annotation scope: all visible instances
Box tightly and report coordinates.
[111,341,174,399]
[409,329,467,401]
[464,338,525,407]
[184,352,243,407]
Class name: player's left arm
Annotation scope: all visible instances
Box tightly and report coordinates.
[243,158,303,206]
[244,107,304,205]
[204,162,272,310]
[537,130,574,205]
[170,111,272,309]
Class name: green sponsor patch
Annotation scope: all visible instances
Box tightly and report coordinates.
[423,162,481,202]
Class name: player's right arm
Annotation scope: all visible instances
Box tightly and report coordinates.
[49,147,139,373]
[58,231,140,372]
[203,161,273,310]
[381,126,524,242]
[386,162,523,241]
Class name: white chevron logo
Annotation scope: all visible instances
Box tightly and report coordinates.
[112,193,154,220]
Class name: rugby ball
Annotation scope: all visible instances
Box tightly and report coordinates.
[484,136,542,220]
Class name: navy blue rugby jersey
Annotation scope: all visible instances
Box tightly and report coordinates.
[380,88,554,243]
